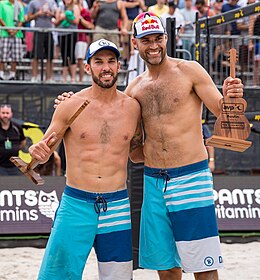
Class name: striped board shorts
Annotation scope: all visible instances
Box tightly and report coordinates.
[0,37,23,62]
[140,160,223,273]
[38,185,132,280]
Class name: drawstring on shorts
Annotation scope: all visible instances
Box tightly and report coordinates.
[94,196,107,214]
[152,170,170,193]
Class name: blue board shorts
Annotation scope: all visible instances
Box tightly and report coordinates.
[38,186,133,280]
[140,160,223,273]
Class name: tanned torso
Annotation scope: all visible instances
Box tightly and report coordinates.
[45,87,140,192]
[126,57,223,168]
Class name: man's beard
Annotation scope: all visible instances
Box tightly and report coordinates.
[140,48,166,66]
[0,117,10,125]
[91,70,118,89]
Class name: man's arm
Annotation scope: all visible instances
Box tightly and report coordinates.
[189,61,243,117]
[206,145,215,172]
[19,139,26,150]
[129,120,144,163]
[29,99,72,163]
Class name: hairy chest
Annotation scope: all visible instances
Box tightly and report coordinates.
[135,80,189,119]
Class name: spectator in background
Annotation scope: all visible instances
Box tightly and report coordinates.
[28,0,58,82]
[22,0,34,59]
[55,0,80,82]
[237,0,256,82]
[210,0,231,81]
[121,0,147,69]
[161,1,185,56]
[221,0,241,35]
[75,0,94,82]
[202,123,215,172]
[0,0,24,80]
[90,0,128,48]
[148,0,169,16]
[195,0,215,18]
[0,104,26,175]
[180,0,196,60]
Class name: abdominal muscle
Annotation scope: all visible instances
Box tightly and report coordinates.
[64,143,129,193]
[143,118,208,169]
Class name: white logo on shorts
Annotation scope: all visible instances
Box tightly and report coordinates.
[204,256,214,267]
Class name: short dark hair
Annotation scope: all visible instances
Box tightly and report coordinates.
[168,1,178,8]
[195,0,205,5]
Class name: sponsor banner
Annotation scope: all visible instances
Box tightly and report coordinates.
[213,176,260,231]
[198,2,260,30]
[0,176,65,234]
[0,175,260,234]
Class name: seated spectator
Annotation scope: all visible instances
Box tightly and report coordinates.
[90,0,128,47]
[27,0,59,82]
[0,104,26,175]
[75,0,94,82]
[0,0,24,80]
[148,0,169,17]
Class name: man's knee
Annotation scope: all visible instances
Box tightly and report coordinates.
[194,269,218,280]
[157,267,182,280]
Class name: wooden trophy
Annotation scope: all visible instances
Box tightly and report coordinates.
[10,100,90,185]
[206,48,252,152]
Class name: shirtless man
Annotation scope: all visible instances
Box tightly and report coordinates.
[55,14,244,279]
[29,39,142,280]
[124,12,244,280]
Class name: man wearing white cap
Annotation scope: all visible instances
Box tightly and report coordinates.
[29,39,142,280]
[126,11,244,280]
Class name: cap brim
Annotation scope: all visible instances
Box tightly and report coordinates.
[87,46,120,62]
[134,30,165,39]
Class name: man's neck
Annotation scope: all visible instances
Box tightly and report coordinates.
[91,85,118,102]
[0,120,11,130]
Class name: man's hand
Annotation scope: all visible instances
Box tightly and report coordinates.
[29,132,57,163]
[54,91,74,108]
[222,77,244,98]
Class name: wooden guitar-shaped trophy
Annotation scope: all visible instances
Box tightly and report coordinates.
[206,48,252,152]
[10,100,90,185]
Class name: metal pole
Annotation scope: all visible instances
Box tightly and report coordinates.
[166,17,176,58]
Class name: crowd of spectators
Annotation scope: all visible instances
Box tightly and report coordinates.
[0,0,259,83]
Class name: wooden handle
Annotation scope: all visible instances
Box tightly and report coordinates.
[27,99,90,170]
[229,48,237,78]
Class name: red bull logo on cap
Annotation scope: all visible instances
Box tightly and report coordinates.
[141,18,160,31]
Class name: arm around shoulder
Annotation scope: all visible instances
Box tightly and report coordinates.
[129,99,144,163]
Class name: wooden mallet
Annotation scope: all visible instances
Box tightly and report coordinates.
[10,99,90,185]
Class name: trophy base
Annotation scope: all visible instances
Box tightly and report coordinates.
[206,135,252,152]
[10,156,45,185]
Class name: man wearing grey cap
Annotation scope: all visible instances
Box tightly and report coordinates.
[126,11,244,280]
[29,39,142,280]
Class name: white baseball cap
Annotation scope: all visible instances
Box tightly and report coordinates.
[86,39,120,63]
[133,12,166,39]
